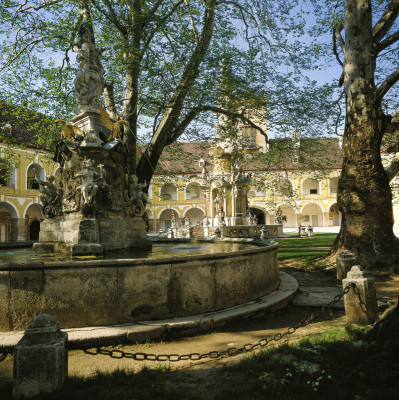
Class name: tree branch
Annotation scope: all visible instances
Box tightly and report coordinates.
[184,0,199,43]
[376,67,399,101]
[373,0,399,44]
[0,36,57,73]
[90,0,128,36]
[166,104,270,147]
[377,29,399,53]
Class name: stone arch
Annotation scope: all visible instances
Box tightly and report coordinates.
[185,182,201,200]
[24,203,43,241]
[329,203,341,226]
[0,159,16,188]
[329,177,339,195]
[0,202,18,242]
[158,208,180,231]
[26,163,45,190]
[159,182,178,201]
[301,202,323,227]
[302,178,320,195]
[275,178,294,197]
[184,207,205,226]
[275,204,297,228]
[248,207,266,224]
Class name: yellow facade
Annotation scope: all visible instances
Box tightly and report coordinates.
[0,144,57,242]
[147,168,342,231]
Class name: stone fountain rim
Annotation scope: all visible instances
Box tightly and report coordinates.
[0,238,278,271]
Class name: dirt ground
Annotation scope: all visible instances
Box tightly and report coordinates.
[1,268,398,388]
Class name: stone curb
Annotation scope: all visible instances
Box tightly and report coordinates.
[0,272,297,349]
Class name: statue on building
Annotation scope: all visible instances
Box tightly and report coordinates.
[275,207,283,225]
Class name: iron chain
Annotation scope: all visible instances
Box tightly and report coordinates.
[0,283,358,364]
[63,283,358,363]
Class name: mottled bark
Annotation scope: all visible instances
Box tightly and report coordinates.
[330,0,399,268]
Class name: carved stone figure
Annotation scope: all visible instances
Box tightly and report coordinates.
[170,210,177,228]
[72,23,105,114]
[275,207,283,225]
[38,175,62,218]
[75,160,106,205]
[62,183,80,213]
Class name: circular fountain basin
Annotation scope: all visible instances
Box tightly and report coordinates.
[0,238,279,331]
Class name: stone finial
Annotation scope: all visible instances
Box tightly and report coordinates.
[13,314,68,399]
[342,265,379,325]
[336,250,357,280]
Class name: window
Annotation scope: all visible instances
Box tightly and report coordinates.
[310,188,318,194]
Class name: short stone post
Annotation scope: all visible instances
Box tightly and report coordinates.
[336,250,357,280]
[13,314,68,399]
[260,225,268,239]
[342,266,379,325]
[214,227,221,238]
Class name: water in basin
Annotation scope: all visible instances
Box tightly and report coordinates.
[0,241,260,263]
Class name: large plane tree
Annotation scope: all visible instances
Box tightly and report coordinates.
[1,0,330,188]
[328,0,399,268]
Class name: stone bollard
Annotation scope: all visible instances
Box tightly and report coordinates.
[260,225,268,239]
[336,250,357,280]
[342,266,379,325]
[214,227,221,238]
[13,314,68,399]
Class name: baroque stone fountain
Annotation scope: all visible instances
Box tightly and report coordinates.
[32,22,151,255]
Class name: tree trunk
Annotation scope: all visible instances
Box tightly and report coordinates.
[330,0,399,268]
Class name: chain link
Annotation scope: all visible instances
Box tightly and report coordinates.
[0,283,358,364]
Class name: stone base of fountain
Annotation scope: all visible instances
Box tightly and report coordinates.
[33,214,151,255]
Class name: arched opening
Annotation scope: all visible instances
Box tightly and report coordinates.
[249,207,265,224]
[0,202,18,242]
[184,208,205,227]
[25,204,42,240]
[185,182,201,200]
[0,159,16,188]
[301,203,323,227]
[275,179,293,198]
[302,178,320,195]
[277,204,297,228]
[29,220,40,241]
[329,177,339,195]
[159,208,180,231]
[329,203,341,226]
[27,164,45,190]
[160,182,178,201]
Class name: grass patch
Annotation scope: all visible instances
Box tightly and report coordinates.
[275,233,337,265]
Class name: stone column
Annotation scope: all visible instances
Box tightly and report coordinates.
[342,266,379,325]
[12,218,27,241]
[13,314,68,399]
[336,250,357,280]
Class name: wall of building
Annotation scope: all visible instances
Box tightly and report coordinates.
[0,144,56,242]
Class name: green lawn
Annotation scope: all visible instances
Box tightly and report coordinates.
[275,233,337,264]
